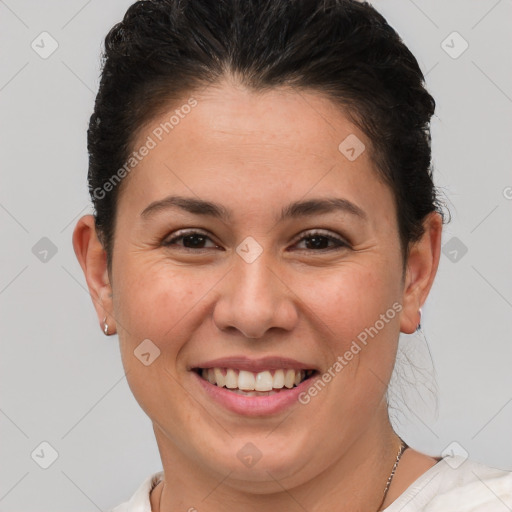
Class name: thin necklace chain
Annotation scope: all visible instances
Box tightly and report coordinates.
[156,439,409,512]
[376,438,408,511]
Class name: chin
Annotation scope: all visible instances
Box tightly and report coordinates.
[196,435,316,487]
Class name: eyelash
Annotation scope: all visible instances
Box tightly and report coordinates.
[162,229,349,252]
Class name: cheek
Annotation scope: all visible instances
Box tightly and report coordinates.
[300,262,402,407]
[113,256,218,344]
[300,263,400,343]
[306,269,399,406]
[112,261,206,414]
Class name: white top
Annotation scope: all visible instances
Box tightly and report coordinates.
[109,455,512,512]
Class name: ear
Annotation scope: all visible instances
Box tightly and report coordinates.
[400,212,443,334]
[72,214,116,335]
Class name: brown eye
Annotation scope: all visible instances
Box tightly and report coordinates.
[162,230,220,250]
[292,230,349,251]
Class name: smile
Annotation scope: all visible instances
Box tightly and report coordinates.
[194,367,316,396]
[191,366,319,415]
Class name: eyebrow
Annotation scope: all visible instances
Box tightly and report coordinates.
[140,195,368,223]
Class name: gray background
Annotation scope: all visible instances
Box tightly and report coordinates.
[1,0,511,510]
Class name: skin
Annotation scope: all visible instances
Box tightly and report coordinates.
[73,78,442,511]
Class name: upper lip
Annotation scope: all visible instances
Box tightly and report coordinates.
[189,356,318,373]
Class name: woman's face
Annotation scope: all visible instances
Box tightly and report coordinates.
[78,81,438,488]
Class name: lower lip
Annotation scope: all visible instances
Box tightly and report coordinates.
[192,370,317,416]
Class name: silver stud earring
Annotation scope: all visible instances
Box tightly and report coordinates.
[103,316,109,336]
[417,308,422,331]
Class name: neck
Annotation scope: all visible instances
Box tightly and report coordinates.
[151,412,402,512]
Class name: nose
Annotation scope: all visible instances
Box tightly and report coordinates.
[212,251,298,339]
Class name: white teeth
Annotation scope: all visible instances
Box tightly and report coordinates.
[238,370,256,390]
[273,369,285,388]
[225,368,238,389]
[254,370,273,391]
[214,368,225,387]
[284,369,295,388]
[200,367,310,390]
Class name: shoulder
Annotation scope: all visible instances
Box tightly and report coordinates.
[385,455,512,512]
[109,470,164,512]
[424,456,512,511]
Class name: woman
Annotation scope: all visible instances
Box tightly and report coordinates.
[72,0,512,510]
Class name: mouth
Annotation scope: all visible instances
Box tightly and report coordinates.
[192,367,319,397]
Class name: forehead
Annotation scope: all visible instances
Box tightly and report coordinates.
[117,82,396,229]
